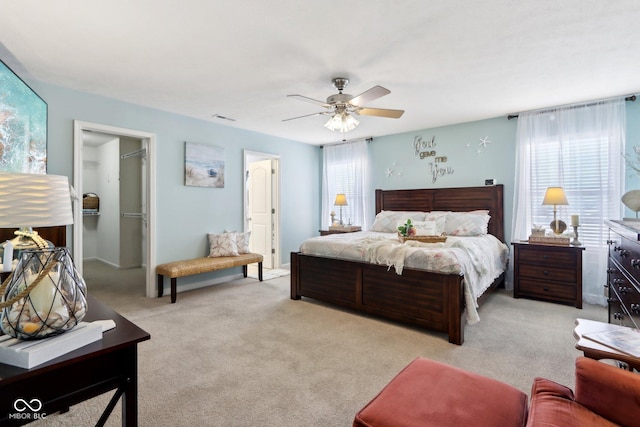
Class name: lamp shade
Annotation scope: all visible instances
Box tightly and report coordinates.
[334,193,348,206]
[0,173,74,228]
[541,187,569,206]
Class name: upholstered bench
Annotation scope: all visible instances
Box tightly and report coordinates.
[353,357,528,427]
[156,253,263,303]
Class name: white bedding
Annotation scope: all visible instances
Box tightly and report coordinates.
[299,231,509,324]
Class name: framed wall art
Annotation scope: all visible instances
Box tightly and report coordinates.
[184,141,225,188]
[0,59,47,174]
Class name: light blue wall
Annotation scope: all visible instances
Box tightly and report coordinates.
[21,75,640,287]
[27,81,321,286]
[369,101,640,244]
[370,117,518,243]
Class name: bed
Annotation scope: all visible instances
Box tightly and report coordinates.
[290,185,507,345]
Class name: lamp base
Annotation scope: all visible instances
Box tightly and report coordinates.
[1,248,87,340]
[550,219,567,234]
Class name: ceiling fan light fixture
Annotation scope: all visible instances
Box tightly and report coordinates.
[324,112,359,133]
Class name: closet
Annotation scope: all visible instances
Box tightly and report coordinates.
[82,134,145,269]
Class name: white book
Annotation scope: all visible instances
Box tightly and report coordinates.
[0,321,105,369]
[583,328,640,358]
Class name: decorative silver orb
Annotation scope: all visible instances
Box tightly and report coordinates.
[622,190,640,218]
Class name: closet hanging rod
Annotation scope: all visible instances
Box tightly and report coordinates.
[121,212,145,218]
[507,94,636,120]
[120,148,147,159]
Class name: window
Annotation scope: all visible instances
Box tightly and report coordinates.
[322,140,371,229]
[512,99,625,305]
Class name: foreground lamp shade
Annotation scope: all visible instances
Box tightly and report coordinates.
[542,186,569,234]
[0,173,74,228]
[0,173,87,340]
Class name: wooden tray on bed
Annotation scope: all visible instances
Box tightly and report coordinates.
[398,233,447,243]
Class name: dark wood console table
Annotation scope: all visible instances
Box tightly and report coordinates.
[0,294,150,426]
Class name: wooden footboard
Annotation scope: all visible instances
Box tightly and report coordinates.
[291,252,466,345]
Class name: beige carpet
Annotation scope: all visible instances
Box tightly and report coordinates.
[35,261,606,426]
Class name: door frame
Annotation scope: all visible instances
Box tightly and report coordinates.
[243,150,281,268]
[73,120,157,298]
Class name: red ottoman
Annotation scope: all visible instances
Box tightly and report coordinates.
[353,358,528,427]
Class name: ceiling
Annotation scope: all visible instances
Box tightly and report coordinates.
[1,0,639,145]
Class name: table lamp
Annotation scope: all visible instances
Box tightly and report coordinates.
[542,187,569,234]
[334,193,348,225]
[0,172,87,340]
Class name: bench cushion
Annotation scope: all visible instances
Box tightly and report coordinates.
[156,253,263,278]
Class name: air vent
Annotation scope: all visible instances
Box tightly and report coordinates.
[212,114,236,122]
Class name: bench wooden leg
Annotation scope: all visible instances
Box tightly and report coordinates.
[171,278,177,303]
[157,274,164,297]
[258,262,263,281]
[242,265,248,278]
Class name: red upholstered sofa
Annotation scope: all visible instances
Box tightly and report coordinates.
[353,357,640,427]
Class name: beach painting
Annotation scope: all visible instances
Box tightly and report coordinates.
[0,59,47,174]
[185,142,225,188]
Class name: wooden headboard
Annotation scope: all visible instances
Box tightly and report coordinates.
[375,185,504,242]
[0,226,67,247]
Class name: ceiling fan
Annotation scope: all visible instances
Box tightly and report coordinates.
[283,77,404,133]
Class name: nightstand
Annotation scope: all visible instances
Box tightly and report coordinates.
[319,226,361,236]
[512,241,584,308]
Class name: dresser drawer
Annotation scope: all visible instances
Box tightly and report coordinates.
[517,245,578,268]
[609,234,640,282]
[608,288,639,328]
[519,263,577,283]
[518,278,577,303]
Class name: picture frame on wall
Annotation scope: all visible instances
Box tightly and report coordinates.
[184,141,225,188]
[0,59,47,174]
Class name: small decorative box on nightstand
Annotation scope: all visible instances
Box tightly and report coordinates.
[512,241,584,308]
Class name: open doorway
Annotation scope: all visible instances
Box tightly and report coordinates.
[73,121,157,298]
[243,150,280,269]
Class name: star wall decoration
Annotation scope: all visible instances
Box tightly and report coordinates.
[479,136,491,147]
[385,161,402,178]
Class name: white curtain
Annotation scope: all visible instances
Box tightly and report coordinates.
[322,140,371,230]
[511,98,625,305]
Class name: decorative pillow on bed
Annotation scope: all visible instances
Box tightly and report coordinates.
[424,211,449,234]
[208,233,239,257]
[444,212,490,236]
[371,210,427,232]
[410,220,440,236]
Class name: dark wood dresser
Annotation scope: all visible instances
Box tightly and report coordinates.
[606,220,640,328]
[512,241,584,308]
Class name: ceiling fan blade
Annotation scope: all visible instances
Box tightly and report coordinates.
[282,111,331,122]
[287,94,331,108]
[348,85,391,107]
[356,107,404,119]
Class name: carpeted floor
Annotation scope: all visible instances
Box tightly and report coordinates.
[35,261,607,426]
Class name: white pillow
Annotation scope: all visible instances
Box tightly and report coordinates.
[444,212,490,236]
[424,211,448,234]
[371,210,427,232]
[235,231,251,254]
[411,220,440,236]
[208,233,239,257]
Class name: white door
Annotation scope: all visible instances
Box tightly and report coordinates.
[248,159,273,268]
